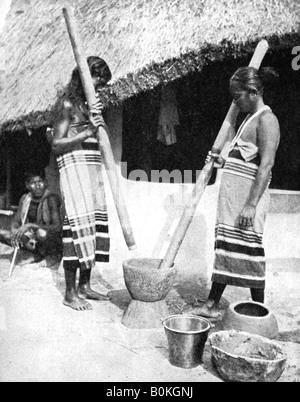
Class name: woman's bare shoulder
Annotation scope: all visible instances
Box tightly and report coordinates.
[62,99,75,112]
[257,109,280,145]
[259,109,279,127]
[57,99,78,121]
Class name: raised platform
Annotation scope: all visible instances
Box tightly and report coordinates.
[269,190,300,214]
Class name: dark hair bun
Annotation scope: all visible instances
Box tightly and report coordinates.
[259,67,280,89]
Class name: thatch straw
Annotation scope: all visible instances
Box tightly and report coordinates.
[0,0,299,132]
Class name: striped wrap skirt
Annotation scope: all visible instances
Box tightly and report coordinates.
[212,148,270,289]
[57,138,110,271]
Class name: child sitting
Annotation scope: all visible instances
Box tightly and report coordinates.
[0,171,63,266]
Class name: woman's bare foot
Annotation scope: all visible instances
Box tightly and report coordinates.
[63,293,93,311]
[78,285,111,301]
[188,300,222,319]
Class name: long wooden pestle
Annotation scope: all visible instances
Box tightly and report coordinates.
[63,7,136,251]
[159,40,269,270]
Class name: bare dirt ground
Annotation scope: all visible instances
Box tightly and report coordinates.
[0,243,299,383]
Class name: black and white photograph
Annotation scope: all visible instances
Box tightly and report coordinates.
[0,0,299,384]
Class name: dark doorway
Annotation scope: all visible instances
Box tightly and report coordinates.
[3,127,51,206]
[122,54,300,190]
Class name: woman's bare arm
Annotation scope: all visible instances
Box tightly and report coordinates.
[239,112,280,228]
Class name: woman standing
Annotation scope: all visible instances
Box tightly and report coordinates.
[194,67,280,319]
[52,56,112,311]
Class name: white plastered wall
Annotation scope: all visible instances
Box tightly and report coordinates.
[46,104,300,281]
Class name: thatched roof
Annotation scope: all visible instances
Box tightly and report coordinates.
[0,0,299,133]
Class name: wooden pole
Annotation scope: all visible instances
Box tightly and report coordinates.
[159,40,269,270]
[9,247,19,277]
[63,7,136,251]
[9,196,31,277]
[212,40,269,152]
[5,141,12,210]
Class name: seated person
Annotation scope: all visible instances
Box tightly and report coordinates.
[0,171,63,266]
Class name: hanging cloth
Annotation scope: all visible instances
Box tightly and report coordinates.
[157,86,179,146]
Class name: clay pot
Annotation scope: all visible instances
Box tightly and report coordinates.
[209,330,287,382]
[222,301,279,339]
[123,258,177,302]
